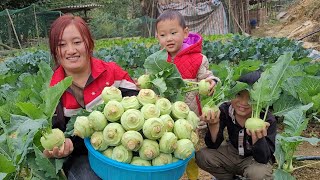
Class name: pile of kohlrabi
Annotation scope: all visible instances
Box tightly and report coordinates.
[73,87,199,166]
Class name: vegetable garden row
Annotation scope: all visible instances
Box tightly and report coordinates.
[0,34,319,180]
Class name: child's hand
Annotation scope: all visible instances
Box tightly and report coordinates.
[246,122,270,144]
[199,109,220,127]
[43,138,74,158]
[205,78,217,96]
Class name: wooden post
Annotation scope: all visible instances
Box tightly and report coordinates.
[149,0,154,38]
[33,4,40,47]
[6,9,22,49]
[228,0,232,32]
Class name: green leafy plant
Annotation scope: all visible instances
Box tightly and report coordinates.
[245,53,294,131]
[142,49,186,102]
[0,62,72,179]
[274,104,320,179]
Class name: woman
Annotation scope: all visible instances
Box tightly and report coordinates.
[43,14,138,180]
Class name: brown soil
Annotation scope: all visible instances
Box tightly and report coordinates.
[251,0,320,51]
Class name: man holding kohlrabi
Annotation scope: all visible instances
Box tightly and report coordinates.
[195,71,276,180]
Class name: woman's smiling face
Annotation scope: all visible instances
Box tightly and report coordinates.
[57,24,90,74]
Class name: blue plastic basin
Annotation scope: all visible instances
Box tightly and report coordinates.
[84,138,194,180]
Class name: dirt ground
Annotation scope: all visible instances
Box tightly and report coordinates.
[251,0,320,51]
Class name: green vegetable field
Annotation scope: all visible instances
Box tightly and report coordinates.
[0,34,319,180]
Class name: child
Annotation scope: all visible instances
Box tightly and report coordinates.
[155,9,220,180]
[195,71,276,180]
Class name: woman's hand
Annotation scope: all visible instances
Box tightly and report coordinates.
[43,138,74,158]
[133,78,141,90]
[246,122,270,144]
[200,109,220,126]
[205,78,217,96]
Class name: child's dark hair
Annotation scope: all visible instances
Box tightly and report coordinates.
[238,70,262,85]
[155,9,186,30]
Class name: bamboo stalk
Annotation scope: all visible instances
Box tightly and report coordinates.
[33,4,40,47]
[241,0,245,33]
[6,9,22,49]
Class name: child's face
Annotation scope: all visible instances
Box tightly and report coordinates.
[231,90,252,119]
[156,19,189,58]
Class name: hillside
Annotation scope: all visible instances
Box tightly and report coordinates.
[252,0,320,51]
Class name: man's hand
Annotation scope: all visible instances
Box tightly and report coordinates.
[43,138,74,158]
[246,122,270,144]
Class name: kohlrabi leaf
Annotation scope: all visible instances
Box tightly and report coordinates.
[16,102,46,119]
[33,144,66,179]
[279,136,320,146]
[206,65,234,106]
[273,93,303,116]
[283,103,313,136]
[232,60,262,80]
[0,153,15,174]
[312,93,320,112]
[152,78,167,95]
[3,115,47,166]
[143,49,185,102]
[42,76,73,126]
[282,76,320,112]
[273,169,295,180]
[274,137,286,169]
[250,52,294,119]
[144,49,169,74]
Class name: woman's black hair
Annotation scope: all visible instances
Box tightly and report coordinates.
[238,70,262,85]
